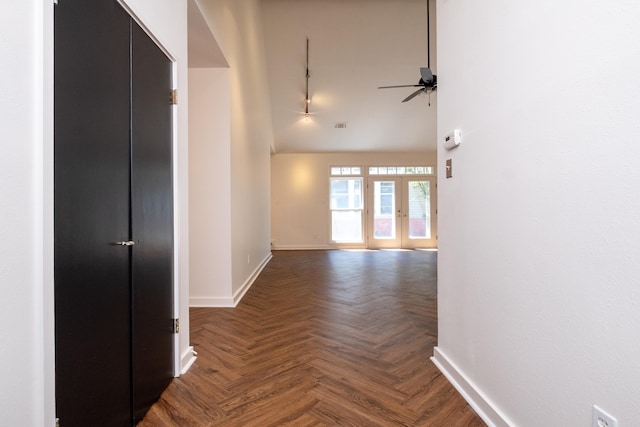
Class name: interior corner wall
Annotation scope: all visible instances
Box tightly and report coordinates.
[117,0,193,371]
[271,152,437,249]
[188,67,234,306]
[1,1,54,425]
[195,0,274,304]
[435,0,640,425]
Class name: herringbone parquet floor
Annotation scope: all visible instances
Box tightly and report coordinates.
[139,250,485,426]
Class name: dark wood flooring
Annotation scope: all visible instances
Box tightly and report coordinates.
[139,250,485,426]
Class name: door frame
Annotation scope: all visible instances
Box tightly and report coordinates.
[53,0,182,377]
[45,1,187,423]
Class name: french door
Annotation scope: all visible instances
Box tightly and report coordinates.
[367,176,437,248]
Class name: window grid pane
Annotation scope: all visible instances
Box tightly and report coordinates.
[330,166,362,176]
[331,210,363,242]
[330,177,363,243]
[367,166,434,175]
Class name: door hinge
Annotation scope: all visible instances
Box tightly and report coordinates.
[53,0,58,4]
[173,318,180,334]
[55,418,60,427]
[170,89,178,105]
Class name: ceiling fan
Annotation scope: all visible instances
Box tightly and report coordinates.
[378,0,437,103]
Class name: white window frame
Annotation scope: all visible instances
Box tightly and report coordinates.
[329,167,365,246]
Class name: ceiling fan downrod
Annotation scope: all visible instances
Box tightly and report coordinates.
[427,0,431,70]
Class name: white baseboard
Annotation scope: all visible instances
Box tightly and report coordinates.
[189,252,273,308]
[431,347,513,427]
[272,244,332,250]
[180,345,197,375]
[189,296,235,307]
[233,252,272,305]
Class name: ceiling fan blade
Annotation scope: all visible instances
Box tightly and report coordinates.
[378,84,423,89]
[401,88,424,103]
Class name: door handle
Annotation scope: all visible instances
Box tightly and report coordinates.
[115,240,136,246]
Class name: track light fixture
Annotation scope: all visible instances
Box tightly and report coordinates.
[304,38,311,120]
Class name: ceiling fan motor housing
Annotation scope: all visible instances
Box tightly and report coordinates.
[419,74,437,88]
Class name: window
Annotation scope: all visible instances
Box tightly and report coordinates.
[330,176,363,243]
[369,166,434,175]
[327,165,434,245]
[330,166,362,176]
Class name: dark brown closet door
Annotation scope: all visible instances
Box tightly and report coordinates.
[130,23,174,423]
[54,1,132,426]
[55,1,175,425]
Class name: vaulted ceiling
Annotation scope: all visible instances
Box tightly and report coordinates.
[261,0,437,153]
[189,0,437,153]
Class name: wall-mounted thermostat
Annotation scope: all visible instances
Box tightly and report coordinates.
[444,129,462,150]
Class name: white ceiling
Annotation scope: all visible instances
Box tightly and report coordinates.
[188,0,228,68]
[261,0,437,153]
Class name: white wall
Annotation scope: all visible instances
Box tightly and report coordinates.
[271,152,437,249]
[193,0,274,305]
[435,1,640,425]
[0,1,54,425]
[189,68,234,306]
[186,0,273,306]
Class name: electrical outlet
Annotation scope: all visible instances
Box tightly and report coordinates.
[593,405,618,427]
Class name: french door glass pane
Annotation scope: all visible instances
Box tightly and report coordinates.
[374,181,396,239]
[408,180,431,239]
